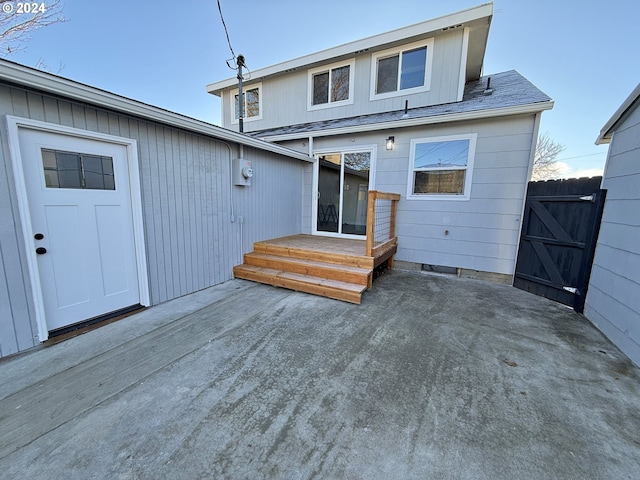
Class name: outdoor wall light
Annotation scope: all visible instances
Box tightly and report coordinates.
[386,136,395,150]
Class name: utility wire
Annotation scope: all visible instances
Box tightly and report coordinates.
[555,152,606,162]
[216,0,236,63]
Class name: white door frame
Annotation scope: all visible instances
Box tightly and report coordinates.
[312,144,377,239]
[6,116,150,342]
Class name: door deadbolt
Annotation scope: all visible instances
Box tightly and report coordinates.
[35,247,47,255]
[34,233,44,240]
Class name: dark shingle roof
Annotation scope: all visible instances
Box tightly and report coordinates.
[250,70,552,138]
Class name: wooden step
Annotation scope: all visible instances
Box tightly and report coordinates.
[253,241,374,269]
[243,252,371,286]
[233,265,366,304]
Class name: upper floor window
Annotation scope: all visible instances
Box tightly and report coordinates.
[370,39,434,100]
[231,83,262,124]
[308,59,354,111]
[407,133,477,200]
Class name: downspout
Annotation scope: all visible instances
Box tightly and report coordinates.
[309,135,315,234]
[220,141,235,223]
[219,140,245,266]
[238,144,244,261]
[525,112,542,183]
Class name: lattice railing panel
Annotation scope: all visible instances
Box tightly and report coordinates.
[366,190,400,257]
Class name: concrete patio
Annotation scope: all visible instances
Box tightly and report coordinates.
[1,270,639,479]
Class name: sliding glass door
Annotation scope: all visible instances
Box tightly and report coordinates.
[316,150,371,236]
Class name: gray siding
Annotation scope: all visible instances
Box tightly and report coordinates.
[0,84,305,358]
[288,114,535,276]
[221,30,464,132]
[585,103,640,366]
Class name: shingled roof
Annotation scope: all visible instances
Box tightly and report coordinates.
[250,70,552,140]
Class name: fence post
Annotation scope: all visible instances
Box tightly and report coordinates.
[366,190,377,257]
[389,198,397,239]
[388,198,397,268]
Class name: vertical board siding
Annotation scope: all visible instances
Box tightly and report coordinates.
[233,146,304,255]
[0,87,38,355]
[0,83,306,357]
[0,245,19,356]
[585,103,640,366]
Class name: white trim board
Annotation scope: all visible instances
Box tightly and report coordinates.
[5,116,151,342]
[257,101,554,142]
[0,60,312,163]
[207,3,493,94]
[311,144,378,239]
[457,27,471,102]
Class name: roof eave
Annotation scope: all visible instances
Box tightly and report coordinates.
[256,101,554,142]
[206,2,494,96]
[0,60,313,163]
[596,82,640,145]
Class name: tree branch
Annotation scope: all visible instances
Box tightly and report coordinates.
[0,0,65,55]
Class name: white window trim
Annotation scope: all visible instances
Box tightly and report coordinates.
[230,82,263,124]
[307,59,355,111]
[312,144,377,239]
[406,133,477,201]
[5,116,151,342]
[370,38,434,101]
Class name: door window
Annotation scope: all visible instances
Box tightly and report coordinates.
[42,149,115,190]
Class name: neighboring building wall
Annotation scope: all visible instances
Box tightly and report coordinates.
[285,113,536,277]
[0,84,305,358]
[585,103,640,367]
[221,29,465,132]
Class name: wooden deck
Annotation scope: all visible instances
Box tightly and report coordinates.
[233,234,397,304]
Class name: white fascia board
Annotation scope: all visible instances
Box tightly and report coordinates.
[258,101,554,142]
[0,60,313,163]
[596,82,640,145]
[457,27,470,102]
[206,3,494,96]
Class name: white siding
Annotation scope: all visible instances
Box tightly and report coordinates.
[0,84,305,358]
[221,30,464,132]
[378,117,534,275]
[585,102,640,366]
[286,114,536,276]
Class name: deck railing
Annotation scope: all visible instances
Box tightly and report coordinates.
[365,190,401,258]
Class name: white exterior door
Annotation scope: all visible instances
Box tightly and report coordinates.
[19,129,141,332]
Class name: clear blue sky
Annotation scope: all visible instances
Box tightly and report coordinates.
[7,0,639,178]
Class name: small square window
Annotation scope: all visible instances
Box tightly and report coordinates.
[232,83,262,124]
[308,60,354,110]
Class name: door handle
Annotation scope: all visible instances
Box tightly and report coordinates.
[35,247,47,255]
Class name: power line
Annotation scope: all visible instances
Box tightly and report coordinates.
[556,152,606,162]
[216,0,236,62]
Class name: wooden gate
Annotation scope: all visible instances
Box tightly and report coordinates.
[514,177,606,313]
